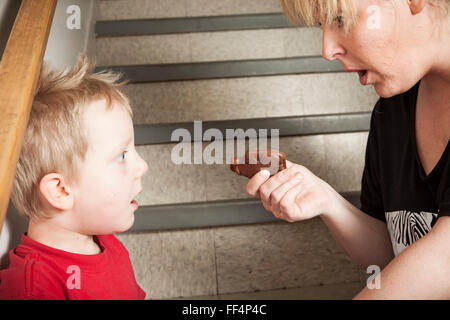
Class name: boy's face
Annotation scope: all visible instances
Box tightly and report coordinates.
[70,99,148,235]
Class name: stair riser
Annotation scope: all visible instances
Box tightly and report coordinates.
[124,73,378,125]
[97,28,322,66]
[99,0,282,21]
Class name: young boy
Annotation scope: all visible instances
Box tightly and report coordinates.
[0,55,148,299]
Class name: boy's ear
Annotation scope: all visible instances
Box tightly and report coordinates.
[408,0,426,15]
[39,173,74,211]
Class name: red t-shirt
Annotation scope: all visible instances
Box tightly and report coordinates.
[0,233,146,300]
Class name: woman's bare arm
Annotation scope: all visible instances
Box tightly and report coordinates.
[246,160,394,270]
[320,191,394,270]
[354,216,450,299]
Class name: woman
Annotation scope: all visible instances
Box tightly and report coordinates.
[247,0,449,299]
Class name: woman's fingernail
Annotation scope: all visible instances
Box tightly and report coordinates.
[260,170,271,177]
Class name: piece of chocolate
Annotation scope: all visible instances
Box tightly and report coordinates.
[230,150,287,178]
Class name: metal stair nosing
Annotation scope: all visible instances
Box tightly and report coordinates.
[96,56,344,83]
[134,112,371,145]
[129,191,361,232]
[96,13,293,37]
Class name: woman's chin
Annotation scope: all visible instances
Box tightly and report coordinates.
[374,82,398,98]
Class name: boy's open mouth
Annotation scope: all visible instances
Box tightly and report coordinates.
[130,189,142,207]
[130,199,138,207]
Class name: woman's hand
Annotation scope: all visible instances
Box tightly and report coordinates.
[246,160,337,222]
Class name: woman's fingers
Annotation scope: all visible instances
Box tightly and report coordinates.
[278,183,306,222]
[245,161,323,221]
[246,169,271,197]
[270,173,303,218]
[258,167,302,212]
[286,159,295,168]
[245,160,333,222]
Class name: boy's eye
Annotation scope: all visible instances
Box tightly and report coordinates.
[119,150,128,162]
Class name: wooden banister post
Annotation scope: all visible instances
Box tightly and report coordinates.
[0,0,57,235]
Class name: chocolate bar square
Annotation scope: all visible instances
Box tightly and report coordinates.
[230,150,287,178]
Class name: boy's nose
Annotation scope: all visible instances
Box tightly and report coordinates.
[322,27,346,61]
[136,154,148,178]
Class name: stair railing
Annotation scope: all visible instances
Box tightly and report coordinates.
[0,0,57,235]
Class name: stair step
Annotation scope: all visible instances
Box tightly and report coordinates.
[118,218,362,299]
[175,281,365,300]
[96,28,322,66]
[134,132,369,207]
[96,13,291,36]
[99,0,282,21]
[122,73,378,125]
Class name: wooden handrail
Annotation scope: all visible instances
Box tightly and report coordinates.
[0,0,57,235]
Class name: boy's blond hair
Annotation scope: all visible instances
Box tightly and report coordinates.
[280,0,449,34]
[11,55,132,220]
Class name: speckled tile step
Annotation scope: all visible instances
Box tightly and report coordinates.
[213,219,362,295]
[173,281,366,300]
[124,73,378,125]
[99,0,282,21]
[118,219,364,299]
[116,228,217,299]
[96,28,322,66]
[134,132,369,206]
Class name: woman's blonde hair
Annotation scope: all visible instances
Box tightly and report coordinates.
[280,0,357,34]
[11,54,131,220]
[280,0,449,34]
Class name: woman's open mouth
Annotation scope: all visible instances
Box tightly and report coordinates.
[358,70,369,85]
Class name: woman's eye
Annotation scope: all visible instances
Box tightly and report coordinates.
[334,16,344,27]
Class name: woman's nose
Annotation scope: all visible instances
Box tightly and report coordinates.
[322,27,346,61]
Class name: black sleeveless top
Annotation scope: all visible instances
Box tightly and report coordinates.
[360,82,450,256]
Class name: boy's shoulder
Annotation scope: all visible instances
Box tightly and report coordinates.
[0,233,136,300]
[0,241,67,299]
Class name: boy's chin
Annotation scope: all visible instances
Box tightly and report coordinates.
[119,214,136,233]
[96,215,135,235]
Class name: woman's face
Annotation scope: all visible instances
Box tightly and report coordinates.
[321,0,435,97]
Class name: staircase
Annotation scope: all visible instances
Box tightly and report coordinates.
[95,0,379,299]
